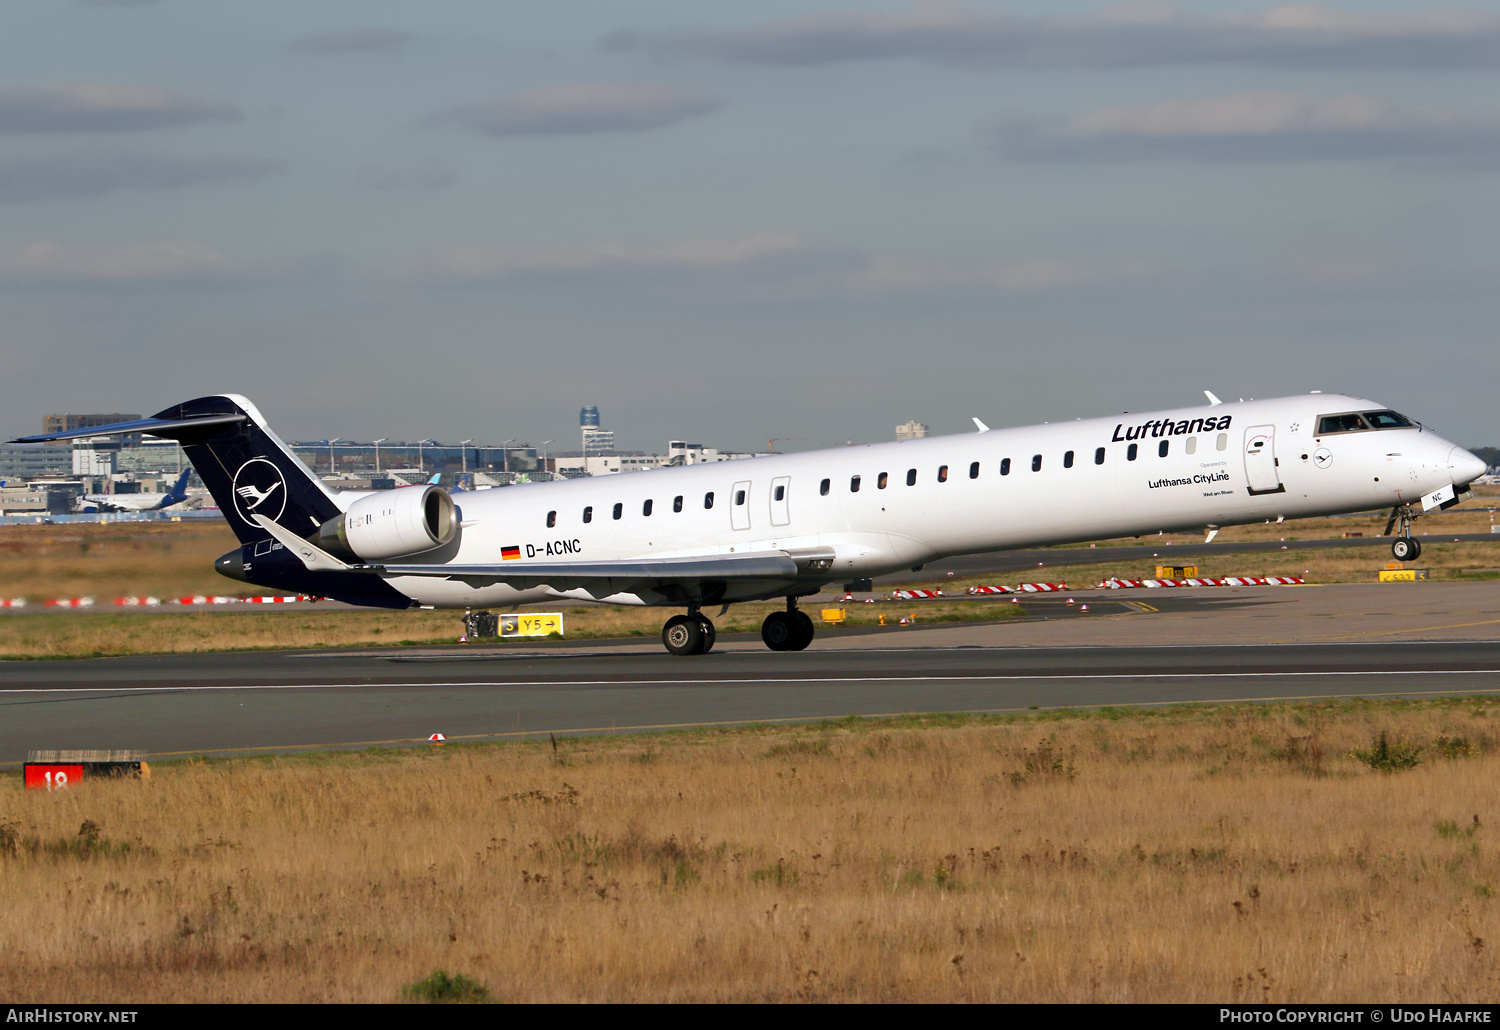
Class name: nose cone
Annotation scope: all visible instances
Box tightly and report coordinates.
[1449,446,1488,487]
[214,548,247,582]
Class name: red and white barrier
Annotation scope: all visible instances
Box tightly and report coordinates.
[967,585,1012,595]
[891,588,944,599]
[1099,576,1305,589]
[12,593,314,610]
[1014,582,1068,592]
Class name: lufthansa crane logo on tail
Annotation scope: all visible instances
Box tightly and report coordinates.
[232,458,287,525]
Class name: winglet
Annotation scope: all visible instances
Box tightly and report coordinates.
[972,417,990,433]
[1204,391,1223,407]
[251,514,351,572]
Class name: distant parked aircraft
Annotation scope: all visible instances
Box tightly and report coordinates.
[76,468,194,513]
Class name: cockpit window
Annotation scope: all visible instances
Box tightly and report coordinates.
[1362,410,1414,429]
[1316,413,1369,435]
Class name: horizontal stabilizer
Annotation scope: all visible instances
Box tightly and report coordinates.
[12,413,246,444]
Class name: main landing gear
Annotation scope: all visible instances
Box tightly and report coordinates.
[659,599,816,655]
[761,599,814,652]
[1384,504,1423,562]
[662,610,717,656]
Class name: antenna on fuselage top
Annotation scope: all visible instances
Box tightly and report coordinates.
[972,417,990,433]
[1204,391,1223,407]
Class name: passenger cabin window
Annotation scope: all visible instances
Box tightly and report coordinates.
[878,472,888,489]
[704,492,714,509]
[546,510,556,528]
[1364,410,1414,429]
[612,503,623,520]
[1215,433,1228,451]
[673,495,683,513]
[1094,447,1105,465]
[1000,458,1011,476]
[1063,451,1074,469]
[850,475,861,493]
[735,489,746,505]
[969,461,980,479]
[1185,437,1197,455]
[1128,443,1138,461]
[1317,413,1369,435]
[937,465,948,482]
[774,485,785,501]
[643,499,653,517]
[820,478,830,496]
[1031,454,1042,472]
[1158,440,1169,458]
[906,468,917,486]
[582,506,593,524]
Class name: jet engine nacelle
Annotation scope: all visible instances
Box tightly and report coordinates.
[316,485,457,561]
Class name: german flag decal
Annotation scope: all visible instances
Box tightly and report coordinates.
[501,545,521,561]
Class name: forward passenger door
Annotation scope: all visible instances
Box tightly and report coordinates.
[1243,425,1285,495]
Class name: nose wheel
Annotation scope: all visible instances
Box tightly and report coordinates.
[1392,536,1421,562]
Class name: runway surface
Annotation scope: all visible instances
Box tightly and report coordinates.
[5,584,1500,763]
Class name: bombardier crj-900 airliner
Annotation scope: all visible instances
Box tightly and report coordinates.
[16,392,1486,655]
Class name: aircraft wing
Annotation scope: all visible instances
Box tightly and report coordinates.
[248,514,829,595]
[369,552,811,592]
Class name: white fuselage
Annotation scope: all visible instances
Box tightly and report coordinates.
[378,393,1482,609]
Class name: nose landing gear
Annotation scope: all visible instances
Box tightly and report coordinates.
[762,599,815,652]
[1384,504,1423,561]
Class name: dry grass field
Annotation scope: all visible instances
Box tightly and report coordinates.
[0,520,240,600]
[3,701,1499,1002]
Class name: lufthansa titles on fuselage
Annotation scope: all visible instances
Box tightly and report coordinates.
[1113,415,1232,442]
[1148,471,1233,490]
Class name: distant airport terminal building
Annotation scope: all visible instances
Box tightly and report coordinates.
[897,420,929,441]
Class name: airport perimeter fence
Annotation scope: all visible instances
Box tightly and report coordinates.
[0,510,226,526]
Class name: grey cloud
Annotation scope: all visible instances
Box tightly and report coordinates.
[0,241,241,283]
[392,233,834,285]
[989,93,1500,163]
[604,3,1500,71]
[0,149,283,204]
[390,234,1151,298]
[0,241,349,291]
[290,27,413,54]
[426,84,723,137]
[356,161,458,192]
[0,84,240,133]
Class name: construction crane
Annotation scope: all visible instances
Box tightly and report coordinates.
[767,437,805,454]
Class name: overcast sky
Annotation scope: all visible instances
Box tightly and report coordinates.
[3,1,1499,451]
